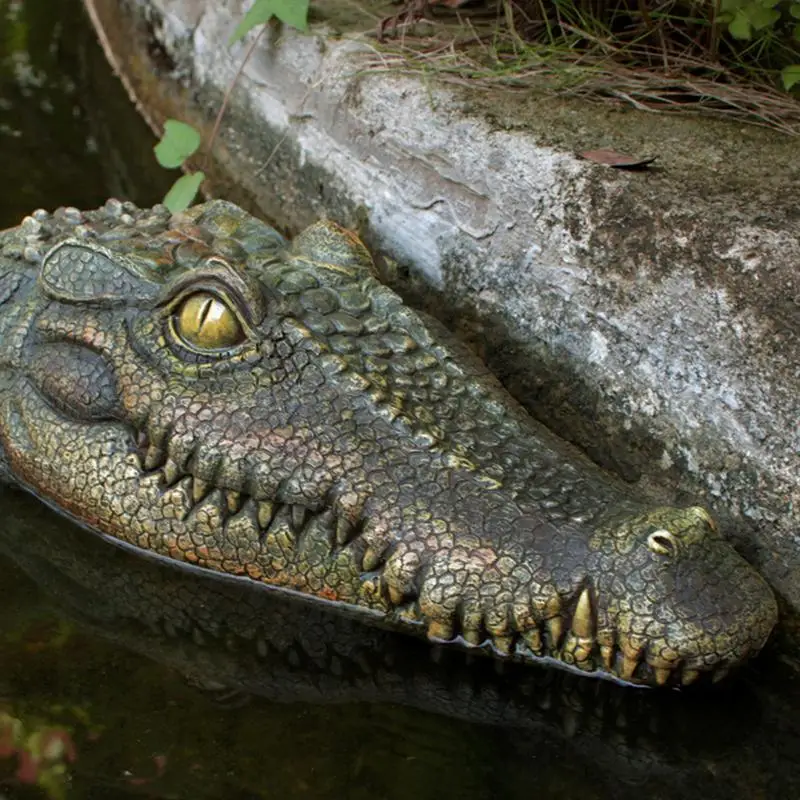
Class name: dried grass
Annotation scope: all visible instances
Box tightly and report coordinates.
[350,0,800,135]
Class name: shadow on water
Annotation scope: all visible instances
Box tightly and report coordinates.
[1,1,800,799]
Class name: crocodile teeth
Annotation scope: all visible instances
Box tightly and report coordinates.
[546,616,564,649]
[492,635,514,655]
[621,653,641,681]
[571,587,594,639]
[682,669,700,686]
[653,667,671,686]
[523,627,543,655]
[600,645,614,671]
[387,585,405,605]
[335,517,356,546]
[192,478,211,504]
[427,620,454,641]
[362,545,384,572]
[257,501,276,530]
[618,637,645,681]
[226,490,243,514]
[162,458,181,486]
[559,588,596,669]
[144,443,165,471]
[463,628,482,646]
[290,505,307,532]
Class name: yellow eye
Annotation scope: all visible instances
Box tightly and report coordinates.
[174,292,245,350]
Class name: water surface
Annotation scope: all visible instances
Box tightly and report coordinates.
[1,2,800,799]
[0,0,171,223]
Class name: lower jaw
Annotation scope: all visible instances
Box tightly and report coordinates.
[423,631,721,689]
[399,595,729,688]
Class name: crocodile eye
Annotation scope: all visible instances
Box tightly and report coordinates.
[173,291,245,350]
[648,529,678,557]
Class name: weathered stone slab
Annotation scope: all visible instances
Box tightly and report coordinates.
[85,0,800,618]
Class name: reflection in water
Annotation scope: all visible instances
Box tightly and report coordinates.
[0,0,800,798]
[1,486,800,799]
[0,0,171,227]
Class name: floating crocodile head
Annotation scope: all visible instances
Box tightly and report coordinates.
[0,199,778,688]
[583,505,777,684]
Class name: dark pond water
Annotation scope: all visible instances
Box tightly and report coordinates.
[2,1,800,799]
[0,0,171,222]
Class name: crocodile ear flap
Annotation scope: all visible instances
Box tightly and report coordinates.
[40,240,162,305]
[289,221,377,282]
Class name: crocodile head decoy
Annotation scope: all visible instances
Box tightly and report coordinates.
[0,199,778,687]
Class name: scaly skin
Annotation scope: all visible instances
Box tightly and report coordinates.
[0,199,778,688]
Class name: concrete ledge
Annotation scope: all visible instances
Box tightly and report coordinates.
[85,0,800,615]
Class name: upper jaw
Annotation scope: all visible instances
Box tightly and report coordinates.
[553,578,773,687]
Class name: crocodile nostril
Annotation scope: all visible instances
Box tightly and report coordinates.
[648,530,677,556]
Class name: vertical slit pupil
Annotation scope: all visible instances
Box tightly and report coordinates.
[198,296,214,329]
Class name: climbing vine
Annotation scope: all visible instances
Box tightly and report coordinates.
[153,0,800,211]
[718,0,800,89]
[153,0,309,213]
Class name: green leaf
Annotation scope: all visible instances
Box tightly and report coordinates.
[794,22,800,40]
[728,10,752,39]
[748,6,780,30]
[719,0,743,12]
[270,0,309,29]
[163,172,205,213]
[229,0,309,45]
[782,64,800,91]
[790,3,800,20]
[154,120,202,168]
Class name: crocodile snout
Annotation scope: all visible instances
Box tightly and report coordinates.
[586,506,778,685]
[376,502,777,687]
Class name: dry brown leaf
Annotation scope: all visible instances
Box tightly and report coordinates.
[579,149,658,169]
[379,0,480,40]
